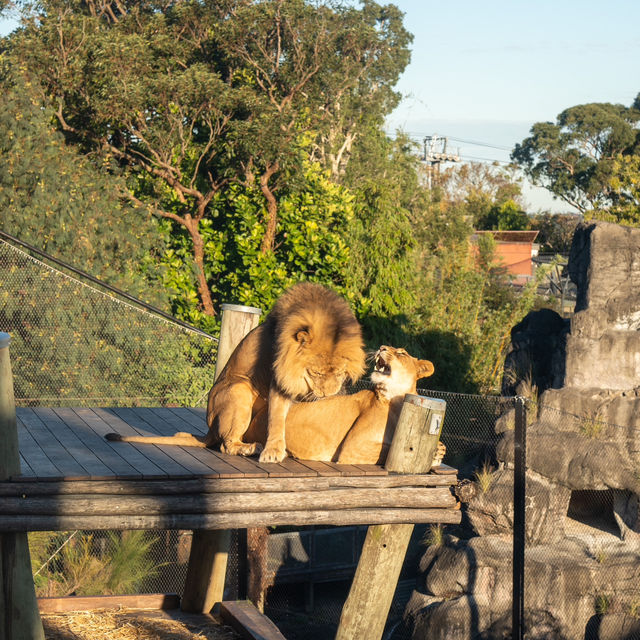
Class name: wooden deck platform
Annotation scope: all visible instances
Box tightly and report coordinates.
[0,407,461,532]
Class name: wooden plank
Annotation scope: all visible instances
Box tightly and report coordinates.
[35,408,111,476]
[94,408,195,479]
[127,407,229,476]
[327,462,369,476]
[17,409,90,480]
[111,407,224,478]
[168,407,208,433]
[220,600,287,640]
[0,508,462,532]
[149,407,208,435]
[432,462,458,475]
[0,473,458,497]
[37,593,180,614]
[68,408,169,480]
[39,408,128,480]
[274,457,319,476]
[0,487,457,516]
[15,416,61,480]
[292,459,342,477]
[18,454,35,478]
[351,464,388,476]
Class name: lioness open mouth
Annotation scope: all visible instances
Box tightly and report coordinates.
[374,355,392,375]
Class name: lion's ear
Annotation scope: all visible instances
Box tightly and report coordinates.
[295,329,312,346]
[417,359,434,378]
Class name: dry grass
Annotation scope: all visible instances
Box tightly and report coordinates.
[42,608,241,640]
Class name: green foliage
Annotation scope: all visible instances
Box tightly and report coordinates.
[512,97,640,214]
[1,241,216,407]
[529,213,580,253]
[0,65,168,307]
[474,461,495,494]
[477,199,531,231]
[6,0,412,318]
[421,524,445,548]
[29,531,161,597]
[594,154,640,227]
[159,161,355,320]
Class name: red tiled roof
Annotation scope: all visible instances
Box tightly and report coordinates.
[473,230,540,243]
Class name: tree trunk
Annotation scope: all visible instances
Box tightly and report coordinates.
[184,218,216,317]
[259,163,280,254]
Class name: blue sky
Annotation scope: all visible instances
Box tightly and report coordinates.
[2,1,639,211]
[384,0,640,211]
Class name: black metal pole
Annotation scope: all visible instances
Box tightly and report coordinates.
[512,396,527,640]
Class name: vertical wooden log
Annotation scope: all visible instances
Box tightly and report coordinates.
[181,305,261,614]
[0,332,45,640]
[335,394,446,640]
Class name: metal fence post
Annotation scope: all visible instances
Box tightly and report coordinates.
[512,396,527,640]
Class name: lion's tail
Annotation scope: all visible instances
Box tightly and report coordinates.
[104,431,210,448]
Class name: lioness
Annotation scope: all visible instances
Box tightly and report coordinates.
[106,282,365,463]
[244,345,445,466]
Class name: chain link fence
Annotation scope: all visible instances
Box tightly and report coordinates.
[0,237,217,408]
[1,235,221,604]
[4,234,637,639]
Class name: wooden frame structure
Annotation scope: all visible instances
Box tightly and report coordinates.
[0,308,461,640]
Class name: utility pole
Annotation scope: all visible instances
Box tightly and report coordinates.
[423,135,460,189]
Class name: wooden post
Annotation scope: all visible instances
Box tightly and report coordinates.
[335,394,446,640]
[0,332,45,640]
[181,304,261,614]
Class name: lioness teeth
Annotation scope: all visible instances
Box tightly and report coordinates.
[374,357,391,375]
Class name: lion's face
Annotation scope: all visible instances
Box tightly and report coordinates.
[302,356,351,399]
[371,345,434,400]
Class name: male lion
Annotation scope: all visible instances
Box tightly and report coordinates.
[244,345,445,467]
[106,282,365,463]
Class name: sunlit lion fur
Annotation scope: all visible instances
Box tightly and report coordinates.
[244,345,444,466]
[105,282,365,463]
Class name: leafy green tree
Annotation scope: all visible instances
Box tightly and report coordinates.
[529,212,580,253]
[160,161,356,329]
[512,97,640,213]
[6,0,411,320]
[601,154,640,226]
[0,65,167,305]
[476,199,530,231]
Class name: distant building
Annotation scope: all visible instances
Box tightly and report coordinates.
[472,230,540,285]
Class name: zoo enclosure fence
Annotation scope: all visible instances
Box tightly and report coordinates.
[2,231,630,640]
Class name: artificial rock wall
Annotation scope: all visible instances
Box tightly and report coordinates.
[406,221,640,640]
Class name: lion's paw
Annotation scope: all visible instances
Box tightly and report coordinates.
[259,445,287,463]
[222,441,263,457]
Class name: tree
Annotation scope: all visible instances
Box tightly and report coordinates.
[603,154,640,226]
[5,0,412,319]
[512,97,640,213]
[0,64,166,305]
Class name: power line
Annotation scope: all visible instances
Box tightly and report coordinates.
[447,136,513,152]
[459,154,512,165]
[389,131,514,153]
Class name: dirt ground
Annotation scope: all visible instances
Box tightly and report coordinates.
[42,608,241,640]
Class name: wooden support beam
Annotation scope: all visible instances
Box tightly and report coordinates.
[181,304,261,614]
[0,333,45,640]
[0,486,456,515]
[220,600,287,640]
[0,506,461,532]
[0,471,457,497]
[336,394,447,640]
[37,593,180,614]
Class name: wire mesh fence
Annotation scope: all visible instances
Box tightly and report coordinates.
[0,237,218,408]
[4,233,640,639]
